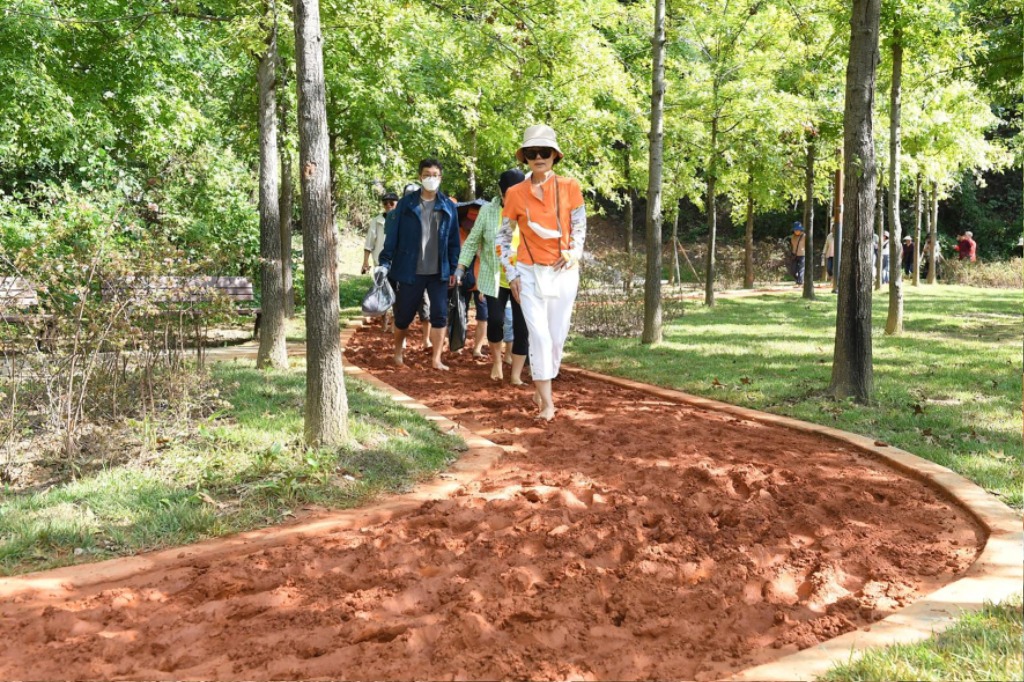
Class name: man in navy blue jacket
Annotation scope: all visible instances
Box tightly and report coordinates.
[378,159,461,370]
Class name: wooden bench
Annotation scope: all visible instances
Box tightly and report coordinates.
[102,276,262,339]
[0,277,55,350]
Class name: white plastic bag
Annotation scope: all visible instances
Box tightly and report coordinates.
[361,270,395,316]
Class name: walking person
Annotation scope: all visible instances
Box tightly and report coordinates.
[362,192,399,331]
[361,192,399,274]
[377,160,460,370]
[456,169,530,384]
[789,222,806,285]
[497,125,587,421]
[901,235,915,276]
[881,230,890,283]
[822,230,835,282]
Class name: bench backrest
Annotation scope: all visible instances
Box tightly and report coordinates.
[103,276,255,305]
[0,277,38,309]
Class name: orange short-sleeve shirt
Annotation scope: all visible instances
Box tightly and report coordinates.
[502,174,584,266]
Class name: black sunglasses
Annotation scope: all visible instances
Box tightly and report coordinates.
[522,147,554,161]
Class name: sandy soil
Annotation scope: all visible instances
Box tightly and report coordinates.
[0,325,983,680]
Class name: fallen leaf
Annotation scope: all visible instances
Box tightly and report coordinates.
[740,377,752,385]
[911,403,925,415]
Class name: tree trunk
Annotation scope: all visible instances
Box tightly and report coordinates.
[884,32,904,335]
[671,210,681,286]
[294,0,347,445]
[279,62,295,318]
[832,153,843,293]
[625,153,634,258]
[744,170,754,289]
[467,128,478,199]
[829,0,880,403]
[642,0,666,345]
[256,24,288,370]
[912,174,922,286]
[927,182,938,284]
[704,118,718,307]
[802,137,816,300]
[875,186,884,290]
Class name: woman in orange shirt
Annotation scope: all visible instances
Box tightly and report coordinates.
[496,125,587,421]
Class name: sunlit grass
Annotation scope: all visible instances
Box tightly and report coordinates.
[567,284,1023,508]
[820,595,1023,681]
[0,357,461,576]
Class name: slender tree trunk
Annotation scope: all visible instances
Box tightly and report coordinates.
[642,0,666,345]
[829,0,880,403]
[802,137,816,300]
[279,64,295,318]
[744,169,755,289]
[912,174,922,286]
[467,128,478,199]
[927,182,939,284]
[875,186,884,290]
[704,119,718,307]
[625,152,634,258]
[884,32,904,334]
[671,210,681,285]
[832,153,843,293]
[294,0,347,445]
[256,24,288,370]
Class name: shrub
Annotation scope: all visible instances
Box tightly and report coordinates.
[944,258,1023,289]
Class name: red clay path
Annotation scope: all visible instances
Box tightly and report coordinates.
[0,325,983,680]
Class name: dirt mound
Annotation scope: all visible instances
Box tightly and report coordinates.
[0,327,982,680]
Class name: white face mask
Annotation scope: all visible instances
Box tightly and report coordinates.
[421,176,441,192]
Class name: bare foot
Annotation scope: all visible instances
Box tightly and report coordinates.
[432,361,450,371]
[510,378,525,386]
[393,352,405,367]
[535,406,556,422]
[473,351,486,359]
[490,365,504,381]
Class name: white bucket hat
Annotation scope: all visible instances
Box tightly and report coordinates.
[515,124,563,164]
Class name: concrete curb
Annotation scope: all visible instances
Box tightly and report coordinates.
[563,367,1023,682]
[0,320,505,600]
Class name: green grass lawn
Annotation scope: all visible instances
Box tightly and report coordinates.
[0,358,462,576]
[820,595,1023,682]
[567,283,1022,681]
[567,284,1023,509]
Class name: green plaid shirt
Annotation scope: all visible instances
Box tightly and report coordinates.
[457,198,505,298]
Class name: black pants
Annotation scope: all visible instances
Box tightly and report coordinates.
[485,287,528,356]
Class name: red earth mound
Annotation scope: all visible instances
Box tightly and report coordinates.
[0,326,982,680]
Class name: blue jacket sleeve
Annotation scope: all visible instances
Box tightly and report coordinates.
[378,206,399,270]
[446,203,461,273]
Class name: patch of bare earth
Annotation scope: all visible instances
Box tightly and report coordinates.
[0,325,982,680]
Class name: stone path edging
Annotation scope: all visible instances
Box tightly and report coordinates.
[0,320,505,601]
[562,366,1023,682]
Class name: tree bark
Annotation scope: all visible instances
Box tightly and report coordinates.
[884,32,904,335]
[875,185,884,290]
[467,128,478,199]
[704,118,718,307]
[625,152,634,258]
[912,174,922,286]
[829,0,880,403]
[927,182,938,284]
[279,61,295,318]
[294,0,348,445]
[744,169,754,289]
[642,0,666,345]
[671,210,681,285]
[832,153,843,293]
[256,24,288,370]
[802,137,816,300]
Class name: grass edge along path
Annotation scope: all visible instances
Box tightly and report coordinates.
[566,283,1022,682]
[0,357,463,576]
[567,284,1022,509]
[820,594,1023,682]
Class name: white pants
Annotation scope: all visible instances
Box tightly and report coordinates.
[517,264,579,381]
